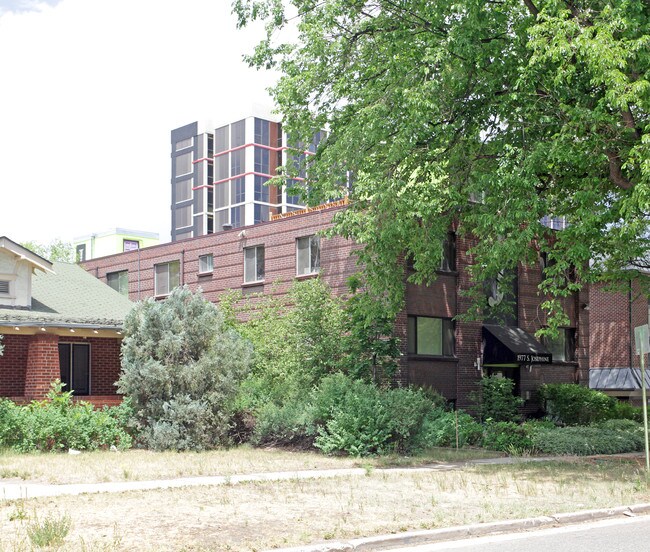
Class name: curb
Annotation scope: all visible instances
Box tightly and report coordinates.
[267,503,650,552]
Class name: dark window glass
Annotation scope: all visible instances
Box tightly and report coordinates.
[255,175,270,202]
[231,178,245,204]
[543,328,576,362]
[254,118,270,145]
[75,244,86,263]
[231,149,245,176]
[254,147,270,173]
[231,205,244,228]
[207,134,214,157]
[254,203,270,224]
[107,270,128,296]
[59,343,90,396]
[441,233,456,271]
[407,316,455,356]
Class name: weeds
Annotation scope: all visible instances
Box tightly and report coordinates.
[26,512,72,548]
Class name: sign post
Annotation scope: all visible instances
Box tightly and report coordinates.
[634,324,650,472]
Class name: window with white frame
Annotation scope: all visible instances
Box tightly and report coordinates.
[407,316,455,356]
[296,235,320,276]
[244,246,264,283]
[154,261,180,296]
[199,254,213,274]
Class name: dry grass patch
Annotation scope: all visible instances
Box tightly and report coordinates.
[0,459,648,551]
[0,446,499,485]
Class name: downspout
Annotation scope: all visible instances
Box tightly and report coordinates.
[181,249,185,286]
[630,282,634,371]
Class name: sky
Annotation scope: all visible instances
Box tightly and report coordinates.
[0,0,280,244]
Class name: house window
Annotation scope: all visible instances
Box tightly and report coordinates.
[199,254,213,274]
[244,246,264,283]
[543,328,576,362]
[76,244,86,263]
[0,280,9,294]
[174,152,193,177]
[107,270,128,296]
[59,343,90,396]
[155,261,180,296]
[440,233,456,272]
[175,137,193,151]
[296,235,320,276]
[123,240,139,252]
[407,316,454,356]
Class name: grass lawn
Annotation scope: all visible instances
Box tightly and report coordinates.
[0,449,648,551]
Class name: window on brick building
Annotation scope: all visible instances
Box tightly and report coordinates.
[244,245,264,283]
[59,343,90,395]
[407,316,454,356]
[154,261,180,296]
[296,235,320,276]
[542,328,576,362]
[406,232,456,273]
[107,270,128,296]
[199,254,213,274]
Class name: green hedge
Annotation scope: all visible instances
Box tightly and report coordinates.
[0,382,133,453]
[532,425,644,455]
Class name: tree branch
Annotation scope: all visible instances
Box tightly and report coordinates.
[522,0,539,16]
[605,150,634,190]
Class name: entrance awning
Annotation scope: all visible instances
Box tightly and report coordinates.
[483,324,552,365]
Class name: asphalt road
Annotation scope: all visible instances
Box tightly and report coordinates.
[388,515,650,552]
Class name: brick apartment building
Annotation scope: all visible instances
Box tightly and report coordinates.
[81,202,600,411]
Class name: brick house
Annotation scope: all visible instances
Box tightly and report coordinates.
[0,237,131,405]
[81,203,593,411]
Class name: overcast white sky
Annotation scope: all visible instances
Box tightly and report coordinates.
[0,0,280,244]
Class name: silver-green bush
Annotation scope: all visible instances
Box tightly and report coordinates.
[117,286,252,451]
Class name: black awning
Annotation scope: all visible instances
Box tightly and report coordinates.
[483,325,552,365]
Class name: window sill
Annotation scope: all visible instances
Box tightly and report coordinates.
[198,271,213,277]
[407,355,458,362]
[295,272,319,280]
[242,280,264,288]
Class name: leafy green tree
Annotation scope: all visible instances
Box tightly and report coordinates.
[117,286,252,451]
[21,239,74,263]
[235,0,649,325]
[224,278,349,407]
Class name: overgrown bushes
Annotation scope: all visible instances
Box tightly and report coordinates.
[118,286,252,451]
[0,382,132,452]
[539,383,643,425]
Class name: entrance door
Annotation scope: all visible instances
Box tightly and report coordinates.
[58,343,90,395]
[485,365,520,396]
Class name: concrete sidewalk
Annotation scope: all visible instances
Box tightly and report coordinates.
[0,453,638,501]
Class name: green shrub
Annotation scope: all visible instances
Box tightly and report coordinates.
[0,382,132,452]
[313,374,392,456]
[251,400,316,447]
[382,387,436,453]
[532,426,644,455]
[472,376,523,422]
[118,286,251,451]
[413,409,483,449]
[611,401,643,423]
[539,384,616,425]
[482,421,535,453]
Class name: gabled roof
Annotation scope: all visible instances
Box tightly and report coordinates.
[0,236,54,274]
[0,262,132,329]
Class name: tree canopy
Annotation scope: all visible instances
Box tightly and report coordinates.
[235,0,649,325]
[21,239,75,263]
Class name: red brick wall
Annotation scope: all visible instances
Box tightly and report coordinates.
[24,333,60,400]
[82,206,359,305]
[0,334,29,397]
[589,283,632,369]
